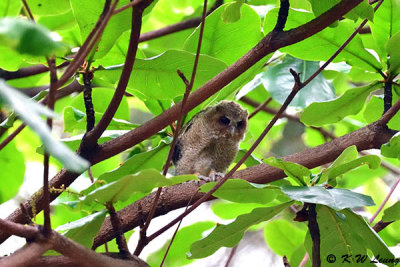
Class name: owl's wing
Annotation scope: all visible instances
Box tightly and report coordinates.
[172,138,182,164]
[172,110,205,165]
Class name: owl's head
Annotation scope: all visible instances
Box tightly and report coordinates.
[207,100,248,140]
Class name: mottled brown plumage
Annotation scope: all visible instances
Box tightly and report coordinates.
[173,101,248,176]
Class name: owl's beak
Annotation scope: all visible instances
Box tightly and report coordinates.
[229,126,235,135]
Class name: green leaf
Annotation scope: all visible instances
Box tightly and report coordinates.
[0,18,65,56]
[81,169,196,205]
[199,179,278,204]
[184,3,262,65]
[0,139,25,204]
[308,0,373,22]
[386,31,400,75]
[147,222,215,266]
[0,80,89,172]
[0,0,21,17]
[188,201,292,259]
[264,157,310,186]
[211,202,266,220]
[263,8,382,71]
[370,0,400,59]
[264,219,306,257]
[381,133,400,159]
[27,0,71,15]
[305,206,394,266]
[70,0,132,59]
[382,201,400,222]
[221,0,245,23]
[96,50,227,100]
[281,185,375,210]
[56,210,107,248]
[260,55,335,108]
[63,107,134,133]
[300,82,382,127]
[234,149,263,167]
[363,94,400,130]
[327,155,381,180]
[82,139,170,195]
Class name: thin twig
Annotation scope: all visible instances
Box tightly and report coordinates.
[307,204,321,267]
[113,0,142,15]
[21,0,35,21]
[42,56,58,234]
[83,0,152,150]
[369,176,400,223]
[83,72,95,132]
[302,0,385,87]
[134,0,208,256]
[224,245,238,267]
[106,203,132,258]
[383,80,393,113]
[160,192,196,267]
[248,97,272,119]
[138,0,222,42]
[56,0,116,88]
[372,220,393,232]
[378,97,400,125]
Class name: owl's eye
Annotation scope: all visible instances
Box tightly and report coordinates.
[237,120,245,129]
[219,116,230,125]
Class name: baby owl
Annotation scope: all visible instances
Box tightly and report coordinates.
[172,101,248,177]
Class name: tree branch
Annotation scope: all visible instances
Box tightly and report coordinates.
[0,0,367,245]
[82,0,152,150]
[92,121,393,248]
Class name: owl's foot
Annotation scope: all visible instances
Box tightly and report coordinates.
[197,172,225,183]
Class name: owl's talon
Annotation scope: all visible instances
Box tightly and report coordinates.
[209,172,225,182]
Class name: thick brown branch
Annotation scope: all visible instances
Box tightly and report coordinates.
[92,121,392,248]
[82,1,151,149]
[0,0,365,245]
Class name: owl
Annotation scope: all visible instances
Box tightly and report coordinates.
[172,100,248,178]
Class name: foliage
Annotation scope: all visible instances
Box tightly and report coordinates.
[1,0,400,266]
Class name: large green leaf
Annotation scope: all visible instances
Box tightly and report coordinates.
[0,80,89,172]
[211,202,266,220]
[363,94,400,130]
[382,201,400,222]
[184,3,262,65]
[308,0,373,21]
[0,0,21,17]
[0,18,65,56]
[317,146,381,184]
[0,139,25,204]
[96,50,227,100]
[259,55,335,108]
[300,82,382,127]
[305,206,394,266]
[199,179,278,204]
[188,201,292,259]
[82,139,170,195]
[370,0,400,59]
[263,8,382,71]
[264,219,306,257]
[264,157,310,186]
[281,185,375,210]
[81,169,196,205]
[56,210,107,248]
[70,0,133,59]
[381,133,400,159]
[27,0,71,15]
[221,0,245,23]
[147,222,215,266]
[386,31,400,76]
